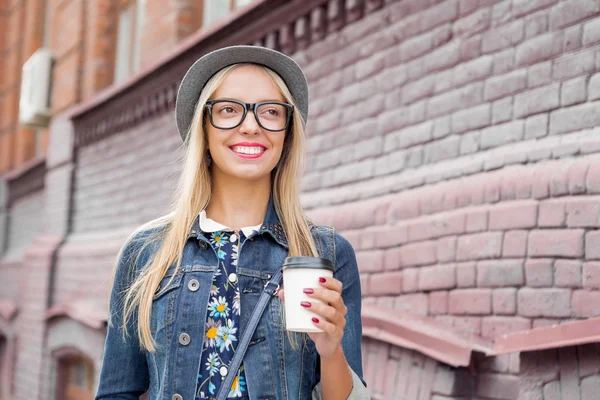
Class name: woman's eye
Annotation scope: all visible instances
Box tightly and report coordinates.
[221,107,235,113]
[264,109,279,116]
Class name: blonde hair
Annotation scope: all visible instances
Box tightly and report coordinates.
[116,63,318,351]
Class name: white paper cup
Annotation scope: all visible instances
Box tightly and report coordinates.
[282,256,334,332]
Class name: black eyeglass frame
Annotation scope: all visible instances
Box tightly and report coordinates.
[204,99,295,132]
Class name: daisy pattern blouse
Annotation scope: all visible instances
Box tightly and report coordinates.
[196,211,260,400]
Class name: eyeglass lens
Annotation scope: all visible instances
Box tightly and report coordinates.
[210,101,289,131]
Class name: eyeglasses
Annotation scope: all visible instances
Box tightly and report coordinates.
[205,99,294,132]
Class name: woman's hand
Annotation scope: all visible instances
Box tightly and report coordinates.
[277,277,347,359]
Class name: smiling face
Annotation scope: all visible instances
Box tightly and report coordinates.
[205,64,288,184]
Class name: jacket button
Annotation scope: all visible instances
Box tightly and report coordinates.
[172,395,183,400]
[179,333,190,346]
[188,279,199,292]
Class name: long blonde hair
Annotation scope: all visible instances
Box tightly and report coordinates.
[117,63,318,351]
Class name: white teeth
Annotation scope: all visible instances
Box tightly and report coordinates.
[232,146,265,155]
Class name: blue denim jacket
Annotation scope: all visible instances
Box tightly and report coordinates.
[96,198,365,400]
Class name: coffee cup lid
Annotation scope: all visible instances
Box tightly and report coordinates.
[282,256,334,272]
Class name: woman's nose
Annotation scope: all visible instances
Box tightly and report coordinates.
[238,110,261,134]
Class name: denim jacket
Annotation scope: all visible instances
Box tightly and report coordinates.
[96,198,366,400]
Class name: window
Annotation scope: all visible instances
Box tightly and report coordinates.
[57,356,95,400]
[202,0,255,28]
[114,0,146,84]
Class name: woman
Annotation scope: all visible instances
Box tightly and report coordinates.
[96,45,368,400]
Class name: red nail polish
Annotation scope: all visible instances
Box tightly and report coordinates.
[319,277,326,283]
[312,317,319,323]
[303,288,314,294]
[301,301,311,308]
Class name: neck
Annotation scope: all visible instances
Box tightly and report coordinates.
[206,170,272,229]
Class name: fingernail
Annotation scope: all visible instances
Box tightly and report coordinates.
[319,277,326,283]
[301,301,311,308]
[312,317,319,323]
[303,288,314,294]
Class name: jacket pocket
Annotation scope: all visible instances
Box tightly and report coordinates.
[151,272,183,334]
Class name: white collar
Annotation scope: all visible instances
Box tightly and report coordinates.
[198,210,261,238]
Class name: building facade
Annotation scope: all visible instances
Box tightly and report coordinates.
[1,0,600,399]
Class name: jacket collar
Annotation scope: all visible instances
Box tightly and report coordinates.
[187,195,289,248]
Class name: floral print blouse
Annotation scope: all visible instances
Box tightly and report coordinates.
[195,211,260,400]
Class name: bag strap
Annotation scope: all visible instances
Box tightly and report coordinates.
[216,268,283,400]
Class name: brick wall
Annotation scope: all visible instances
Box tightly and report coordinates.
[292,0,600,339]
[71,112,182,234]
[363,337,521,400]
[4,190,44,260]
[519,344,600,400]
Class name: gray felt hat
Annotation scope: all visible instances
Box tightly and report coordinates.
[175,45,309,142]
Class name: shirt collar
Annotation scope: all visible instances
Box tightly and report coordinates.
[198,210,261,238]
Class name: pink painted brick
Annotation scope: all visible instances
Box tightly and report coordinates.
[515,31,563,67]
[583,17,600,45]
[482,20,524,54]
[554,260,582,288]
[550,0,600,29]
[449,289,492,315]
[581,376,600,400]
[374,223,409,248]
[456,262,476,288]
[591,73,600,100]
[419,264,457,291]
[528,229,584,258]
[360,274,370,296]
[502,230,528,257]
[437,236,457,263]
[572,290,600,317]
[356,250,385,273]
[513,0,558,17]
[466,208,488,232]
[432,211,466,237]
[457,232,503,261]
[489,200,537,230]
[582,262,600,289]
[400,241,437,267]
[514,83,560,119]
[481,316,532,339]
[528,61,552,88]
[493,288,517,315]
[525,259,554,288]
[429,291,449,315]
[402,268,419,293]
[558,346,582,399]
[567,159,590,195]
[369,271,403,296]
[525,114,549,139]
[538,200,566,227]
[451,104,491,134]
[585,230,600,260]
[477,259,525,288]
[518,288,571,317]
[384,247,402,271]
[565,197,600,228]
[484,70,527,101]
[561,76,588,106]
[476,373,520,399]
[453,55,493,87]
[552,99,600,136]
[395,293,428,316]
[408,218,435,242]
[587,158,600,194]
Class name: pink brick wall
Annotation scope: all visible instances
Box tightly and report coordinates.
[294,0,600,340]
[519,344,600,400]
[363,337,522,400]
